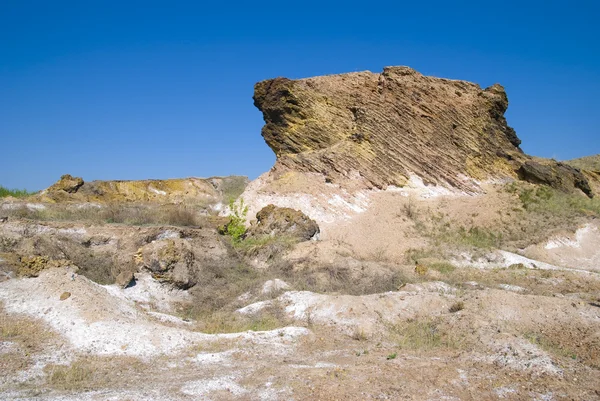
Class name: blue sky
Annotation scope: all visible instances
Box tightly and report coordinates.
[1,1,598,190]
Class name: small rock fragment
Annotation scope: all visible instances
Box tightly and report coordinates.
[115,271,135,289]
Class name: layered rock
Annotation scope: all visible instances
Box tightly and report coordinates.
[254,66,524,192]
[253,66,593,197]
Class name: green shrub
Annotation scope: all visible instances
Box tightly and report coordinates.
[222,198,248,243]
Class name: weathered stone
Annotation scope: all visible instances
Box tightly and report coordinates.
[18,255,71,277]
[115,271,135,289]
[246,205,319,241]
[47,174,84,194]
[137,234,228,289]
[140,239,196,289]
[261,279,290,295]
[254,66,524,191]
[518,161,593,198]
[37,175,247,205]
[253,66,594,198]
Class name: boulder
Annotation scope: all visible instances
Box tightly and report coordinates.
[246,204,319,241]
[138,239,196,289]
[47,174,84,193]
[518,161,593,198]
[115,270,135,289]
[261,279,291,295]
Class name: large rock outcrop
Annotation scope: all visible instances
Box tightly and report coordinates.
[253,66,593,197]
[254,66,524,191]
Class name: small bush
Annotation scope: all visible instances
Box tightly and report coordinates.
[403,196,418,219]
[222,198,248,243]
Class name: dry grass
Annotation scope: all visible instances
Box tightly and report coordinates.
[44,356,147,391]
[275,264,411,296]
[194,304,289,334]
[407,182,600,253]
[389,318,464,352]
[0,303,58,375]
[2,203,210,227]
[234,234,298,261]
[218,175,249,203]
[448,301,464,313]
[45,361,97,390]
[524,332,579,362]
[0,304,56,348]
[565,154,600,172]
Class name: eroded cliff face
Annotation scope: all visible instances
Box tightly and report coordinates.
[254,66,525,192]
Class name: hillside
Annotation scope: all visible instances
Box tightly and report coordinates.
[566,154,600,172]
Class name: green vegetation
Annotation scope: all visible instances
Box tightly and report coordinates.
[221,198,248,243]
[407,182,600,256]
[429,261,456,274]
[0,185,35,198]
[193,304,288,334]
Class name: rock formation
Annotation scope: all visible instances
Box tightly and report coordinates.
[36,175,248,204]
[518,160,592,198]
[47,174,84,194]
[253,66,593,197]
[246,204,320,241]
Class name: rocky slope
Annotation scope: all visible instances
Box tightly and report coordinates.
[253,66,593,197]
[32,174,248,205]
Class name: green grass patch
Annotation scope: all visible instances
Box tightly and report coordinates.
[0,186,35,198]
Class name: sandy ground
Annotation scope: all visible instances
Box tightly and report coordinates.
[1,259,600,400]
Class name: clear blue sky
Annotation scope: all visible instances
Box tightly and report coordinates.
[1,1,598,190]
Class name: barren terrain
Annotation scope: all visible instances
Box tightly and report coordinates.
[1,67,599,400]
